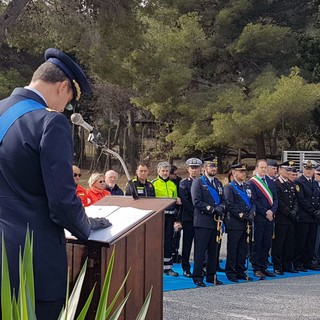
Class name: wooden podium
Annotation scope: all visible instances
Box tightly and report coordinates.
[66,196,174,320]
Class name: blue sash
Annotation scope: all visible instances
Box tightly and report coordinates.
[230,181,252,209]
[200,175,221,205]
[0,99,45,143]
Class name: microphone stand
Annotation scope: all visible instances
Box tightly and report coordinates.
[87,130,139,199]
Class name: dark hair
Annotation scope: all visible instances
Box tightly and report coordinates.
[170,165,178,174]
[32,62,72,90]
[137,163,148,169]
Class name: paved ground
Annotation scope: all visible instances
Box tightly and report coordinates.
[163,274,320,320]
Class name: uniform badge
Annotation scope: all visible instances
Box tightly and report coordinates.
[296,185,300,192]
[218,185,223,195]
[206,205,211,211]
[246,189,252,198]
[239,212,244,219]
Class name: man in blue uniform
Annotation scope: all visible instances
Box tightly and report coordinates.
[191,158,225,287]
[293,160,320,271]
[249,159,278,279]
[224,163,255,282]
[179,157,202,277]
[0,48,109,320]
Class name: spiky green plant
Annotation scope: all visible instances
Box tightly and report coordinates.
[1,229,152,319]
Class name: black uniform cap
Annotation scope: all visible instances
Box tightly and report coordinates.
[44,48,92,101]
[267,159,278,168]
[229,163,247,171]
[279,160,294,171]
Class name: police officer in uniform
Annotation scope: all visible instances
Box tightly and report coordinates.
[125,163,155,197]
[294,160,320,271]
[224,163,255,282]
[272,161,299,274]
[179,157,202,277]
[191,158,225,287]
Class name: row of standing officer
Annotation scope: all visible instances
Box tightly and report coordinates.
[178,157,320,287]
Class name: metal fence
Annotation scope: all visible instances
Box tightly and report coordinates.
[283,151,320,170]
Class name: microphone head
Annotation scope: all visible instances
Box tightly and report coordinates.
[70,113,83,125]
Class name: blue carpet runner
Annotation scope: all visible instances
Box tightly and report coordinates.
[163,260,320,291]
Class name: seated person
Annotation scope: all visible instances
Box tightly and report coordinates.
[105,170,124,195]
[87,173,110,205]
[73,165,91,207]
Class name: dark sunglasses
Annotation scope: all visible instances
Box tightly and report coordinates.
[73,173,82,177]
[99,180,104,183]
[190,166,199,169]
[316,173,320,176]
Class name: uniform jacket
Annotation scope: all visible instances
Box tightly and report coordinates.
[191,175,225,230]
[249,175,278,221]
[106,184,124,196]
[76,184,91,207]
[125,178,155,197]
[0,88,91,301]
[87,188,110,205]
[179,177,195,222]
[274,177,298,225]
[295,175,319,223]
[224,181,256,231]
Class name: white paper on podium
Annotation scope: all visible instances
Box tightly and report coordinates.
[84,205,120,218]
[65,206,155,244]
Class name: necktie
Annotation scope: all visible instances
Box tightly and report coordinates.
[211,179,216,188]
[262,178,266,184]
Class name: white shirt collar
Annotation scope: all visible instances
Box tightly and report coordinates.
[24,86,48,105]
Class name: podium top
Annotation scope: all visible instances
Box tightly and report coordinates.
[66,196,175,245]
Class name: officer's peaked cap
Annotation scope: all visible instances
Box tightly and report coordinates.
[186,158,202,166]
[302,160,317,169]
[229,163,247,171]
[45,48,92,101]
[267,159,278,168]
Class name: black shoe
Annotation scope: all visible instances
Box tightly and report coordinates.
[217,266,226,272]
[274,270,284,275]
[305,265,320,271]
[227,276,238,282]
[263,270,276,277]
[194,280,206,287]
[183,270,192,278]
[283,268,299,273]
[237,274,253,281]
[164,269,179,277]
[254,271,266,279]
[295,266,308,272]
[206,278,223,285]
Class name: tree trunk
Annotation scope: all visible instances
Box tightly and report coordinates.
[0,0,31,45]
[255,132,266,159]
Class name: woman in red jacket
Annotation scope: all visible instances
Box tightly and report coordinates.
[87,172,110,205]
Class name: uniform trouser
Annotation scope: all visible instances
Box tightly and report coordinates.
[36,299,64,320]
[193,227,217,282]
[181,221,194,272]
[272,223,294,271]
[252,220,273,272]
[293,222,317,268]
[164,214,175,270]
[314,225,320,262]
[225,229,247,278]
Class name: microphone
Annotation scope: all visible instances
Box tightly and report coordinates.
[71,113,140,199]
[70,113,94,132]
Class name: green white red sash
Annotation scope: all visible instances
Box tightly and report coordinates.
[250,176,273,206]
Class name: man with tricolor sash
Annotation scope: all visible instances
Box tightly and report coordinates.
[224,163,255,282]
[191,158,226,287]
[249,159,278,279]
